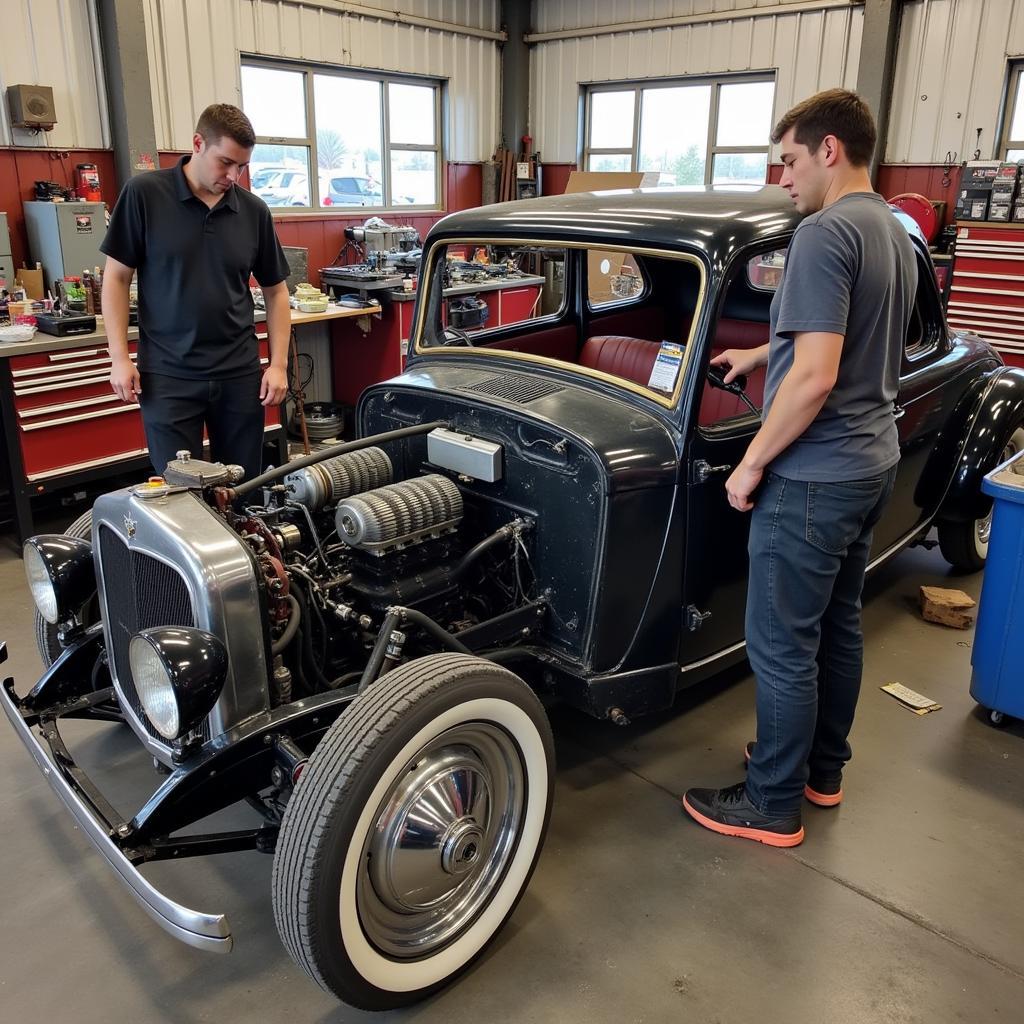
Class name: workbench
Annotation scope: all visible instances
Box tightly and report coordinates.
[0,302,379,543]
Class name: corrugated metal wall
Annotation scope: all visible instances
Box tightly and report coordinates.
[142,0,501,160]
[0,0,108,148]
[888,0,1024,163]
[530,0,862,163]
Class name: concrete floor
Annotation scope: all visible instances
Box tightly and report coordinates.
[0,524,1022,1024]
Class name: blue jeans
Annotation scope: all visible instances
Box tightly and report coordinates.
[744,466,898,816]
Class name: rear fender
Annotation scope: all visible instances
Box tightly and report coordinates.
[928,367,1024,523]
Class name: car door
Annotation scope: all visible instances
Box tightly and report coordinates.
[680,246,781,665]
[869,245,957,556]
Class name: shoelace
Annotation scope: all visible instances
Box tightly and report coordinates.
[717,781,750,807]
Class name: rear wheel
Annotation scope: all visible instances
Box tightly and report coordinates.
[272,653,555,1010]
[33,508,96,666]
[938,425,1024,571]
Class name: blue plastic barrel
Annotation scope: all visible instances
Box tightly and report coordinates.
[970,448,1024,723]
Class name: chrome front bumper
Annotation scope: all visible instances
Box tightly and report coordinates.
[0,671,232,953]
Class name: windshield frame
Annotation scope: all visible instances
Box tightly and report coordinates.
[411,236,707,411]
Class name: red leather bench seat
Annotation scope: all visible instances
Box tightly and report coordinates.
[699,318,768,425]
[579,335,663,385]
[578,322,768,426]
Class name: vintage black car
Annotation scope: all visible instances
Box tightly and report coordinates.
[4,186,1023,1011]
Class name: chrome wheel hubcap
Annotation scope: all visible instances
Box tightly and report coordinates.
[976,509,993,547]
[358,723,525,958]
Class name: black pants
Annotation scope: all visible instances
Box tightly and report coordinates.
[139,369,265,482]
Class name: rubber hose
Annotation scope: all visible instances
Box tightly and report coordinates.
[271,594,301,655]
[358,608,402,694]
[398,607,473,655]
[291,585,333,691]
[450,525,514,581]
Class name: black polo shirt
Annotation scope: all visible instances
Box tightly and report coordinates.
[101,156,290,379]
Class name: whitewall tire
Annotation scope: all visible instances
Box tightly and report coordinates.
[272,653,555,1010]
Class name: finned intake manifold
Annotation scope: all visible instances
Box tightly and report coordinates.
[284,447,393,511]
[335,474,463,551]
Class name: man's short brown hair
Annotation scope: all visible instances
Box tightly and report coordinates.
[196,104,256,149]
[770,88,876,167]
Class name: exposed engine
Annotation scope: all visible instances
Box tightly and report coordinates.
[157,442,537,714]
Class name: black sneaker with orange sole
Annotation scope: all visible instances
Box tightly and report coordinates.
[744,741,844,807]
[682,781,804,847]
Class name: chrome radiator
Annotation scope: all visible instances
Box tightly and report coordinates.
[92,488,271,762]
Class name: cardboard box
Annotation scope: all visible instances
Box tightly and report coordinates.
[15,265,43,299]
[562,170,663,195]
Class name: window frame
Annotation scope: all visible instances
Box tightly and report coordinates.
[581,72,776,184]
[412,237,708,411]
[998,59,1024,159]
[240,55,444,213]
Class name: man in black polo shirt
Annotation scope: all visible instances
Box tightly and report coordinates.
[101,103,291,482]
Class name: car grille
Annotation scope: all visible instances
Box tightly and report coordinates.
[97,524,195,741]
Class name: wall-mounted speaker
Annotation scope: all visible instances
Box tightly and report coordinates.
[7,84,57,130]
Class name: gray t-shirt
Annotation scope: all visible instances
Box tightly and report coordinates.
[762,192,918,482]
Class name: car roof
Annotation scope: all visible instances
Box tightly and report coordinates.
[428,184,803,264]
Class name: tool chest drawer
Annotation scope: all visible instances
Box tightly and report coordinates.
[7,340,280,481]
[950,225,1024,364]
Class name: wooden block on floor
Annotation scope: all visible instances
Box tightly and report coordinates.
[919,585,976,629]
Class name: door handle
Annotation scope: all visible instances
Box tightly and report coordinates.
[694,459,732,483]
[893,404,906,420]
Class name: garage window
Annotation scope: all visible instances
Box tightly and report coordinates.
[583,74,775,185]
[240,58,442,212]
[1000,60,1024,159]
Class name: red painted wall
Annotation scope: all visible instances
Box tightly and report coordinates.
[0,148,118,274]
[541,164,576,196]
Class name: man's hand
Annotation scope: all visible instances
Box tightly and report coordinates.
[710,344,769,384]
[260,364,288,406]
[110,356,141,403]
[725,460,763,512]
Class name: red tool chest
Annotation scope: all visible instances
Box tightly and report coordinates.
[948,223,1024,368]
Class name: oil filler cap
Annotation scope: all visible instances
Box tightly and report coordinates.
[133,476,171,499]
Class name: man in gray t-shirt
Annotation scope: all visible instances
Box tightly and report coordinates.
[763,191,916,481]
[683,89,918,848]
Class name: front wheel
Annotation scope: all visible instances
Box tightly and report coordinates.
[272,653,555,1010]
[938,425,1024,572]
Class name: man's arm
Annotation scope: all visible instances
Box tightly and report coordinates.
[102,256,141,403]
[260,281,290,407]
[710,343,770,382]
[725,330,844,511]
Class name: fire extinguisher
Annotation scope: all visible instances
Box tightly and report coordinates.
[76,163,101,202]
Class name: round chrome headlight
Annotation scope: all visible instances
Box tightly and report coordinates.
[24,542,59,624]
[130,635,180,739]
[128,628,228,742]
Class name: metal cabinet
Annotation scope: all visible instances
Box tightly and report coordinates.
[948,222,1024,367]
